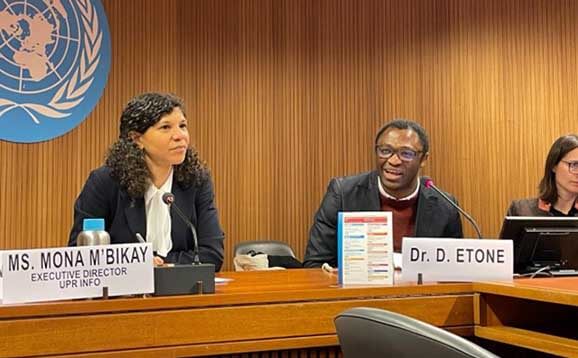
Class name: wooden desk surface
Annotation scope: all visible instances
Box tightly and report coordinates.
[474,277,578,356]
[475,277,578,306]
[0,269,473,318]
[10,270,578,357]
[0,269,474,358]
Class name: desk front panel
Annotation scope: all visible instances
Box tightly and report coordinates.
[474,278,578,357]
[0,269,474,357]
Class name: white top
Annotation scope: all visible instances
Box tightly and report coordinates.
[144,170,173,257]
[377,177,420,201]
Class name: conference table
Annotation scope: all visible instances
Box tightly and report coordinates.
[0,269,577,357]
[474,277,578,357]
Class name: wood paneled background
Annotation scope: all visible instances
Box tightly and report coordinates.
[1,0,577,271]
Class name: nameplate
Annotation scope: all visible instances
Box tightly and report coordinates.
[338,211,394,285]
[0,243,154,304]
[400,238,513,282]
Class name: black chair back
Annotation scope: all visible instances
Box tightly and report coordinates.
[234,240,296,258]
[335,307,499,358]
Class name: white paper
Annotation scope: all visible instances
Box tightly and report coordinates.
[215,277,233,284]
[0,253,3,301]
[393,252,402,270]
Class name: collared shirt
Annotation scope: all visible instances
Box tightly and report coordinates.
[538,199,578,217]
[377,177,420,201]
[377,178,420,252]
[144,170,174,257]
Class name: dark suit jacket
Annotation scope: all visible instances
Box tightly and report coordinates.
[303,171,463,268]
[69,166,225,271]
[506,198,551,217]
[506,197,578,217]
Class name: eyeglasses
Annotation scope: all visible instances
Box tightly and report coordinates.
[375,145,423,162]
[561,160,578,174]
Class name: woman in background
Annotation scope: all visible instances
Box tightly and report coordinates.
[507,134,578,217]
[69,92,225,270]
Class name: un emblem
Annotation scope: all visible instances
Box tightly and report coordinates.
[0,0,110,143]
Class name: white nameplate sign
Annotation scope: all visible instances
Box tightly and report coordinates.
[338,211,394,285]
[0,243,154,304]
[401,238,513,282]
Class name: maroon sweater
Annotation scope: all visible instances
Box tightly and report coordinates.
[380,194,418,252]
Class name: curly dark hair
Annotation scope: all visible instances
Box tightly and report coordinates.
[105,93,209,198]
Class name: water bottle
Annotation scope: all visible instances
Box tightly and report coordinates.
[76,218,111,246]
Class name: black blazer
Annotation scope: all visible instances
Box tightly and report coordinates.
[69,166,225,271]
[303,171,463,268]
[506,197,578,217]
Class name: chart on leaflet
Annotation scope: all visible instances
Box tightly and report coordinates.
[337,211,393,285]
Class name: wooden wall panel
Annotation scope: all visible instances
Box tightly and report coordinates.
[1,0,577,270]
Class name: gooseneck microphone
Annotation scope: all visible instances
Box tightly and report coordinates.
[162,192,201,264]
[423,177,483,239]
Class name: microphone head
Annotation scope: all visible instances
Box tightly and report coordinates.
[161,192,175,205]
[422,176,434,188]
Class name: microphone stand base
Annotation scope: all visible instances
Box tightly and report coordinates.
[154,263,215,295]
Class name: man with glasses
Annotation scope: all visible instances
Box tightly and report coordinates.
[303,118,463,268]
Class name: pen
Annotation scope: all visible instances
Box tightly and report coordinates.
[136,233,145,243]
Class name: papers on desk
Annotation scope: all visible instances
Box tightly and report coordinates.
[337,211,394,285]
[0,254,3,301]
[215,277,233,284]
[393,252,402,270]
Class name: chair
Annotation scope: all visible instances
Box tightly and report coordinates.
[334,307,498,358]
[234,240,296,258]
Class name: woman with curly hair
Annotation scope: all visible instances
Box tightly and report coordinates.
[69,92,225,270]
[506,134,578,217]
